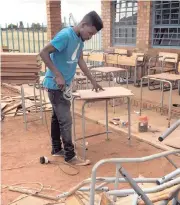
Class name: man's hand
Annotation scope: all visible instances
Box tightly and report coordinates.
[54,75,65,91]
[92,80,104,92]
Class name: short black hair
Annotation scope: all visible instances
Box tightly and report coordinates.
[82,11,103,32]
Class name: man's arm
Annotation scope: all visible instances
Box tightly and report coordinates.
[39,43,65,90]
[78,52,103,91]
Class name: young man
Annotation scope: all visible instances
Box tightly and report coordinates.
[40,11,103,165]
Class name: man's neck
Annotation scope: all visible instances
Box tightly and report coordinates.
[73,26,80,37]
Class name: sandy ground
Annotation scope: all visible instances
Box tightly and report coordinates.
[1,111,180,204]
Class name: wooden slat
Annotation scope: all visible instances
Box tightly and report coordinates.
[1,53,41,62]
[1,72,38,77]
[114,48,128,55]
[2,62,41,68]
[117,56,136,66]
[159,52,178,63]
[105,54,118,65]
[1,79,38,84]
[65,194,85,205]
[88,53,105,62]
[2,68,40,73]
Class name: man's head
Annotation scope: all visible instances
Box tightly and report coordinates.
[79,11,103,41]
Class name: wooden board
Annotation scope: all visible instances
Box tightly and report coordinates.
[65,194,84,205]
[1,72,38,77]
[2,68,40,73]
[2,101,21,114]
[9,194,51,205]
[159,52,178,63]
[2,61,41,67]
[88,53,105,62]
[148,73,180,81]
[99,193,114,205]
[117,56,136,66]
[76,87,133,100]
[1,53,41,62]
[1,103,7,110]
[91,66,126,73]
[1,79,38,84]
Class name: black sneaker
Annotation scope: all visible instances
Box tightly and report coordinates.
[52,149,65,157]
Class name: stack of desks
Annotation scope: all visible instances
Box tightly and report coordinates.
[1,53,41,85]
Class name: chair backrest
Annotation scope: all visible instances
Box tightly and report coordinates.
[105,54,118,65]
[159,52,178,63]
[87,52,105,63]
[114,48,128,56]
[132,52,145,62]
[117,55,136,66]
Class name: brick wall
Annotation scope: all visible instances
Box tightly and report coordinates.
[46,0,62,41]
[101,0,180,56]
[101,0,112,50]
[136,1,152,52]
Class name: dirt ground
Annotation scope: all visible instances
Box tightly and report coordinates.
[1,110,180,204]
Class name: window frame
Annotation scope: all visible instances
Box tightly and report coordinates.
[152,0,180,49]
[112,0,138,47]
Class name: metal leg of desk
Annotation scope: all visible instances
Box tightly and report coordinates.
[126,70,128,88]
[140,78,144,116]
[80,99,111,160]
[127,97,131,145]
[105,99,109,141]
[111,72,116,114]
[168,82,173,128]
[21,85,27,130]
[82,101,88,160]
[38,82,44,124]
[160,81,164,115]
[33,84,37,113]
[72,97,76,144]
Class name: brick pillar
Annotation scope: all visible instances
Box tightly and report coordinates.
[101,0,112,50]
[136,1,152,52]
[46,0,62,41]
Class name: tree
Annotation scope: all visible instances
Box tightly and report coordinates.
[31,23,41,30]
[8,24,17,29]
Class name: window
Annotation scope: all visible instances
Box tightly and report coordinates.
[112,0,138,46]
[152,1,180,47]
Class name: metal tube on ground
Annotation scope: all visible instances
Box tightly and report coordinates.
[156,168,180,185]
[158,119,180,142]
[119,166,153,205]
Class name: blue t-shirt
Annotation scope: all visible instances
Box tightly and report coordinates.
[43,27,84,89]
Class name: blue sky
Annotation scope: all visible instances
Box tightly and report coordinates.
[0,0,101,27]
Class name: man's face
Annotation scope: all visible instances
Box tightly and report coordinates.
[80,24,97,41]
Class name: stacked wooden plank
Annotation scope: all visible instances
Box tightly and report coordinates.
[1,53,41,85]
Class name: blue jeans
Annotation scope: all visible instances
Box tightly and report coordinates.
[48,89,75,162]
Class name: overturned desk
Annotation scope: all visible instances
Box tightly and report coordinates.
[72,87,134,160]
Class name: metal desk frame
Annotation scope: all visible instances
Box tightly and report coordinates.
[21,82,44,130]
[140,76,173,128]
[72,95,132,160]
[91,67,129,113]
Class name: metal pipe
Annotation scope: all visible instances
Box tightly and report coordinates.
[156,168,180,185]
[158,119,180,142]
[113,164,120,202]
[21,85,27,130]
[107,177,180,196]
[127,97,131,144]
[119,166,153,205]
[82,101,88,160]
[105,99,109,141]
[89,150,180,205]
